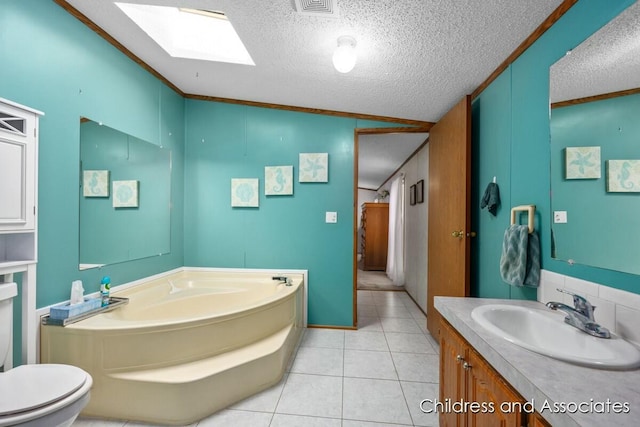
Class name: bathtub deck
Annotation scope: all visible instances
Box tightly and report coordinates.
[94,324,301,425]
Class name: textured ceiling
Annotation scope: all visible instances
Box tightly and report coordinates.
[63,0,564,122]
[359,133,428,190]
[62,0,568,189]
[551,0,640,103]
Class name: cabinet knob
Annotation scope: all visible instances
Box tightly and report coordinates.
[456,354,463,362]
[463,361,472,370]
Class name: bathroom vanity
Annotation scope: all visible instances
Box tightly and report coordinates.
[436,297,640,427]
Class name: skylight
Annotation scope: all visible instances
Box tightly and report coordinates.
[115,3,255,66]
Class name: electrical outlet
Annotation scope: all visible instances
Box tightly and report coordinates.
[554,211,567,223]
[325,212,338,223]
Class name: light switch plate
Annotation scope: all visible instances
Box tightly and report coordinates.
[325,211,338,223]
[554,211,567,223]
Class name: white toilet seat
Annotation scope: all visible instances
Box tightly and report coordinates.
[0,364,92,426]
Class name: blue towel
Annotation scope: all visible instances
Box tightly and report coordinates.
[480,182,500,216]
[499,225,540,287]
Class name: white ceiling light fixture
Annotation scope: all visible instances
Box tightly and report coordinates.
[115,3,255,66]
[332,36,357,73]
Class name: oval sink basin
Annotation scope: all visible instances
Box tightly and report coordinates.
[471,304,640,370]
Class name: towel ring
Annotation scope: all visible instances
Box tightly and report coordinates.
[510,205,535,234]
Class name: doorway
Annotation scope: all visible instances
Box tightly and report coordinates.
[353,127,430,327]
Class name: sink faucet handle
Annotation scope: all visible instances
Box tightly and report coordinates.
[556,288,595,317]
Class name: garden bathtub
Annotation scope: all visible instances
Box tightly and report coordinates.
[40,268,305,425]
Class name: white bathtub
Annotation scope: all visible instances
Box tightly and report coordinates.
[40,268,306,425]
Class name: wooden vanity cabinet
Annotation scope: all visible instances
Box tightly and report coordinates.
[439,318,469,427]
[440,319,526,427]
[360,203,389,271]
[530,412,552,427]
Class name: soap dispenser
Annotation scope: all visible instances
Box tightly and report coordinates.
[100,276,111,307]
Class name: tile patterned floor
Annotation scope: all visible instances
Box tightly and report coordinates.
[73,290,440,427]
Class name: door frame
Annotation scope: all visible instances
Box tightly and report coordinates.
[352,125,432,327]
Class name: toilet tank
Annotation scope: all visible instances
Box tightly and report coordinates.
[0,282,18,368]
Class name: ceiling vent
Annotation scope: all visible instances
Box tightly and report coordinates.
[294,0,340,18]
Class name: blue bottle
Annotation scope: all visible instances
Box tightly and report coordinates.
[100,276,111,307]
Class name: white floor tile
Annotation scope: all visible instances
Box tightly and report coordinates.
[392,353,440,383]
[409,308,427,322]
[290,347,344,376]
[345,330,389,351]
[230,374,287,412]
[276,373,343,418]
[381,317,423,334]
[400,381,440,426]
[357,304,379,318]
[385,332,437,354]
[343,377,413,425]
[342,421,412,427]
[376,304,415,319]
[358,293,376,305]
[424,332,440,353]
[270,413,341,427]
[73,419,126,427]
[196,409,272,427]
[300,328,345,349]
[417,319,429,334]
[357,316,383,332]
[373,297,407,308]
[344,349,398,380]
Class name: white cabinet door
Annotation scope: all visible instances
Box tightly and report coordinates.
[0,137,29,227]
[0,100,38,232]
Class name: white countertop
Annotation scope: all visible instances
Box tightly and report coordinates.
[434,297,640,427]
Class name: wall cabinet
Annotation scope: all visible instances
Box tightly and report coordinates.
[0,98,43,366]
[440,319,533,427]
[360,203,389,271]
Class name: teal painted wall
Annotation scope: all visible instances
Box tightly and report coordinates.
[551,94,640,275]
[183,101,405,326]
[471,69,513,299]
[1,0,185,364]
[472,0,638,298]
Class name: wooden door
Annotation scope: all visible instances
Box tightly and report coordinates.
[426,96,472,340]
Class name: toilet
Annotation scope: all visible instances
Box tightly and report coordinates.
[0,282,92,427]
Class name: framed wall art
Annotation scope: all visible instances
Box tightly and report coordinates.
[265,166,293,195]
[299,153,328,182]
[231,178,259,207]
[416,179,424,203]
[565,146,601,179]
[83,170,109,197]
[112,180,138,207]
[606,160,640,192]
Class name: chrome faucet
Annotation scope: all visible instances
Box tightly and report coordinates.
[272,275,292,286]
[546,289,610,338]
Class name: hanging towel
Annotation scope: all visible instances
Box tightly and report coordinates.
[480,182,500,216]
[499,225,540,287]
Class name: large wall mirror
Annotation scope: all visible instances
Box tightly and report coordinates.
[549,2,640,275]
[79,118,171,270]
